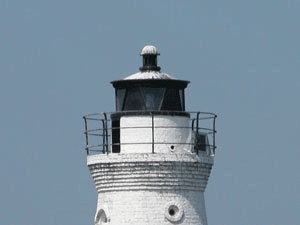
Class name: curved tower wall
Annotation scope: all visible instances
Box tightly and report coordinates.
[88,153,213,225]
[120,115,191,154]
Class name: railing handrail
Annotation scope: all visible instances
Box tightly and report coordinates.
[83,111,217,118]
[83,111,217,156]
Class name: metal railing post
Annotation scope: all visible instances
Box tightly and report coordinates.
[191,118,195,153]
[103,113,109,154]
[191,118,195,132]
[83,116,89,155]
[101,120,106,153]
[152,112,154,153]
[196,112,200,155]
[213,115,217,155]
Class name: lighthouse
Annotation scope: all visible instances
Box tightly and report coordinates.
[83,45,217,225]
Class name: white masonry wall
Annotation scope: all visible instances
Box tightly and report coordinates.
[119,115,192,154]
[96,190,207,225]
[88,153,213,225]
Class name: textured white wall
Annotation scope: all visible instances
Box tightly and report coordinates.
[88,153,213,225]
[95,190,207,225]
[120,115,191,154]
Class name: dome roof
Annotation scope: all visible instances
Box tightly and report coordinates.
[124,71,176,80]
[140,45,159,55]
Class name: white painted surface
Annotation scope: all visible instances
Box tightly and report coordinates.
[140,45,158,55]
[88,153,213,225]
[96,190,207,225]
[124,71,175,80]
[87,152,214,165]
[120,115,192,154]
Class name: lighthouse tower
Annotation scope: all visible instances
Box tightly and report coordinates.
[83,45,217,225]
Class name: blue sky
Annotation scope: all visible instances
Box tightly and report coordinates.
[0,1,299,225]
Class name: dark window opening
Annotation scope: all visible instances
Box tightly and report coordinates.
[161,88,183,111]
[116,89,126,111]
[140,87,166,110]
[115,86,186,112]
[112,119,120,153]
[195,133,208,152]
[123,88,146,111]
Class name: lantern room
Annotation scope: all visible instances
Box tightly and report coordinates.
[111,45,189,112]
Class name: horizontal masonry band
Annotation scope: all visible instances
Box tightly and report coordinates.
[88,153,213,193]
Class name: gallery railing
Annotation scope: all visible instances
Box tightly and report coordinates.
[83,111,217,156]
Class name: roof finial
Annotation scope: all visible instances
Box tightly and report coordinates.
[140,45,161,72]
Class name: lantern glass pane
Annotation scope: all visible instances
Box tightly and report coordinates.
[161,88,182,111]
[140,87,166,110]
[116,89,126,111]
[123,88,145,111]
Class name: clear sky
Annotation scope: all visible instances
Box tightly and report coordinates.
[0,1,299,225]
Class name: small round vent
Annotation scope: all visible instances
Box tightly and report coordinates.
[164,202,184,223]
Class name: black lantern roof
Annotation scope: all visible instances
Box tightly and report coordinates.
[111,79,189,89]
